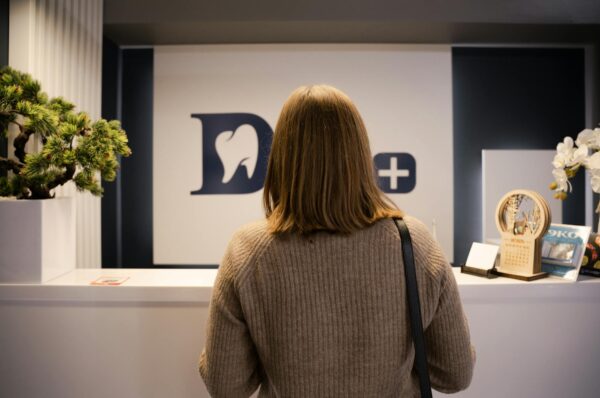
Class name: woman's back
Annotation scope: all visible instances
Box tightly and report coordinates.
[200,216,474,397]
[199,85,474,397]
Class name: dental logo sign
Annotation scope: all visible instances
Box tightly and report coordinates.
[190,113,273,194]
[190,113,416,196]
[374,153,416,193]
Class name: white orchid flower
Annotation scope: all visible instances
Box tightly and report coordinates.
[575,129,595,147]
[568,144,588,167]
[555,136,575,167]
[575,128,600,149]
[552,152,568,168]
[590,169,600,194]
[588,128,600,150]
[593,128,600,150]
[557,136,574,153]
[552,168,571,192]
[589,129,600,150]
[586,150,600,170]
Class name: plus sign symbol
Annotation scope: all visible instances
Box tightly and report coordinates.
[374,153,416,193]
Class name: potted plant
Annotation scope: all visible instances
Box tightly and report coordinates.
[0,67,131,283]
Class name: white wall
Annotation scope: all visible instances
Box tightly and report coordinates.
[9,0,103,268]
[154,44,454,264]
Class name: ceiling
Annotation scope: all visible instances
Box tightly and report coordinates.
[104,0,600,45]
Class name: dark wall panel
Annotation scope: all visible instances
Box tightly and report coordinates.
[1,0,8,174]
[101,45,154,268]
[101,38,120,267]
[119,48,154,267]
[453,47,586,265]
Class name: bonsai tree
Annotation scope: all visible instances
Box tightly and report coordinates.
[0,67,131,199]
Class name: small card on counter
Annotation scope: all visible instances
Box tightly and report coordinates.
[90,276,129,286]
[461,242,499,278]
[466,242,499,270]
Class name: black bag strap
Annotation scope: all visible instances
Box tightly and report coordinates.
[393,218,433,398]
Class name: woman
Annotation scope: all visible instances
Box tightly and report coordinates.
[199,85,475,397]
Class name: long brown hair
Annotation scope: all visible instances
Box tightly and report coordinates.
[263,85,403,234]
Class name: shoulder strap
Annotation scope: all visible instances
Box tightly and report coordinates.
[393,218,432,398]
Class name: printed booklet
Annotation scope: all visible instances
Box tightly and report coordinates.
[541,224,591,281]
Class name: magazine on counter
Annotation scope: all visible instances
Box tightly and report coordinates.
[541,224,591,281]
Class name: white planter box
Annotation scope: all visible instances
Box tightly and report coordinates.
[0,197,75,283]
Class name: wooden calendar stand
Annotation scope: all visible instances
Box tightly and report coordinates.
[493,190,551,281]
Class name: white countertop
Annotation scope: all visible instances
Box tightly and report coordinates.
[0,268,218,302]
[1,268,600,398]
[0,267,598,303]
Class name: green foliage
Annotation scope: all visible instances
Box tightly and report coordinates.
[0,67,131,199]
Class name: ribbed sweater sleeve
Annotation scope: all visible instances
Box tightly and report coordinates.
[425,267,475,392]
[198,227,264,398]
[406,217,475,393]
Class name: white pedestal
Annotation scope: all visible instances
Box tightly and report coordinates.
[0,197,75,283]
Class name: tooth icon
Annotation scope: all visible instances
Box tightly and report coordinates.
[215,124,259,184]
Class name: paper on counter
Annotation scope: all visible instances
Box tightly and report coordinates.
[90,276,129,286]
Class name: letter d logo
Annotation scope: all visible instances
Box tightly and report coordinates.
[190,113,273,194]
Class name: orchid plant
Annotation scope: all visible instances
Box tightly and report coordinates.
[551,127,600,211]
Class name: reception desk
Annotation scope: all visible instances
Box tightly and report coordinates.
[1,268,599,398]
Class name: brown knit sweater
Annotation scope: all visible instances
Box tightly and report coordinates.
[199,216,475,397]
